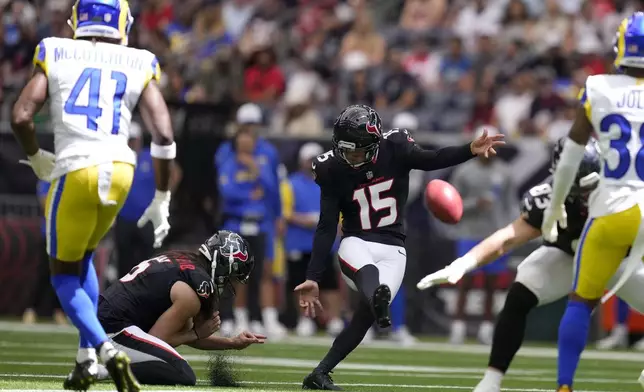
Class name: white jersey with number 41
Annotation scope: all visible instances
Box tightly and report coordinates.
[34,37,161,179]
[582,74,644,218]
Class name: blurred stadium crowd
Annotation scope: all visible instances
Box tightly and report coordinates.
[3,0,644,137]
[4,0,644,344]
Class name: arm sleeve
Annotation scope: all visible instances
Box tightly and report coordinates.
[144,54,162,87]
[257,163,278,199]
[306,187,341,282]
[405,142,475,171]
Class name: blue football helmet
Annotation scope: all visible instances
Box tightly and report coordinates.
[68,0,134,45]
[614,12,644,70]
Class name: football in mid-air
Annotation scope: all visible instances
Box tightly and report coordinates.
[425,179,463,224]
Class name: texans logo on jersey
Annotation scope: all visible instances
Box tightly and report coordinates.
[221,234,249,262]
[365,111,381,137]
[197,280,214,298]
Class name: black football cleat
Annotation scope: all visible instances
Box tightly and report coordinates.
[104,351,141,392]
[372,284,392,328]
[63,360,98,391]
[302,370,343,390]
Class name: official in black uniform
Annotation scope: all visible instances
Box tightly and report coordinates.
[417,138,644,391]
[294,104,505,390]
[97,230,265,386]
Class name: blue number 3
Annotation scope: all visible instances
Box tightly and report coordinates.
[64,68,128,135]
[599,113,644,180]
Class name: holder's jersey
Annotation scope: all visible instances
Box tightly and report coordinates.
[306,128,475,282]
[520,180,587,255]
[34,37,161,179]
[582,74,644,218]
[98,251,215,333]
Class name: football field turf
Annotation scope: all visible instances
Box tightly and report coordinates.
[1,321,643,392]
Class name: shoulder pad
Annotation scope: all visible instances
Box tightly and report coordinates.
[33,38,52,75]
[520,182,552,228]
[312,150,335,185]
[382,128,415,144]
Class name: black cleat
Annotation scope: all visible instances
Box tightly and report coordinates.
[372,284,392,328]
[303,370,342,390]
[63,361,98,391]
[105,351,141,392]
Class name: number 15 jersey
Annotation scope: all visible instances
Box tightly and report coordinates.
[34,37,161,179]
[582,74,644,217]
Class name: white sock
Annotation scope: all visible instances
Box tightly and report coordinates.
[234,307,249,326]
[98,342,117,363]
[262,307,279,327]
[76,348,97,364]
[481,368,503,386]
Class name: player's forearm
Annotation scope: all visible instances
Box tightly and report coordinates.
[306,226,337,281]
[468,225,521,267]
[11,102,40,156]
[152,329,198,348]
[550,138,586,207]
[187,335,235,350]
[409,144,474,171]
[152,158,172,192]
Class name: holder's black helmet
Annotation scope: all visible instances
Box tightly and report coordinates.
[550,138,601,203]
[198,230,254,295]
[332,104,382,168]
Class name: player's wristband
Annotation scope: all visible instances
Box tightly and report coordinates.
[151,142,176,159]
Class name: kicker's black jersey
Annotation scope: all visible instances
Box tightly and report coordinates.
[98,251,215,334]
[520,179,587,255]
[306,128,475,281]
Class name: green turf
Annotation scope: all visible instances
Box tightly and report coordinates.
[0,322,642,391]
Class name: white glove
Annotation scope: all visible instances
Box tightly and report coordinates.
[417,255,478,290]
[542,203,567,243]
[19,149,55,181]
[137,190,171,248]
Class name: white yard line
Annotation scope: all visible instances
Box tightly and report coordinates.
[1,321,643,363]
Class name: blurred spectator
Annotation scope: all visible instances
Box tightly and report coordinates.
[3,0,38,91]
[22,179,67,326]
[472,30,498,90]
[339,53,376,107]
[244,46,285,104]
[449,127,516,345]
[237,0,285,57]
[403,37,440,90]
[501,0,534,44]
[375,49,421,111]
[399,0,447,32]
[439,37,473,92]
[223,0,256,40]
[339,9,386,68]
[467,90,498,133]
[574,1,603,55]
[193,2,234,60]
[36,0,71,40]
[115,123,182,279]
[273,59,326,136]
[164,1,198,55]
[282,142,343,337]
[530,70,565,136]
[545,99,576,143]
[494,72,535,136]
[532,0,570,53]
[140,0,174,32]
[453,0,503,52]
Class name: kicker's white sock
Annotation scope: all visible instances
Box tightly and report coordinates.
[98,341,117,363]
[481,368,503,386]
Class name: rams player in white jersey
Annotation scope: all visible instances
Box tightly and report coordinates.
[543,12,644,392]
[10,1,175,391]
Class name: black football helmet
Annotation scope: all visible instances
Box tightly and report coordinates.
[332,104,382,168]
[550,137,601,202]
[198,230,254,295]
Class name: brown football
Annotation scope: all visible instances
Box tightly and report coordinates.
[425,179,463,224]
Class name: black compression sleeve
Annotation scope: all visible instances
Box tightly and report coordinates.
[406,143,475,171]
[306,190,340,282]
